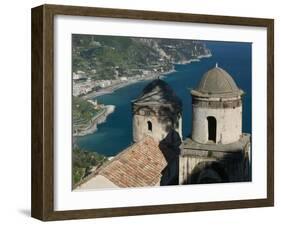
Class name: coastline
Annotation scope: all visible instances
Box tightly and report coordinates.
[82,68,177,100]
[75,53,211,138]
[73,105,115,137]
[81,54,212,100]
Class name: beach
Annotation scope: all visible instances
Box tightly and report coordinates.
[81,71,174,100]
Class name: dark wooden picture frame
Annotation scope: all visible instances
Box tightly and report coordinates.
[31,4,274,221]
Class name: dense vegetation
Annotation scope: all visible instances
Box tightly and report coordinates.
[73,96,101,130]
[72,95,108,186]
[72,148,108,186]
[72,35,211,79]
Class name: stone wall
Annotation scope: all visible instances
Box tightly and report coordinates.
[192,104,242,144]
[179,149,250,184]
[132,103,182,143]
[133,113,182,142]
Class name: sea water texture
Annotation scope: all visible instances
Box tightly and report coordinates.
[76,41,252,156]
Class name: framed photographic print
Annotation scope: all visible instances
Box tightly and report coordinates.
[31,4,274,221]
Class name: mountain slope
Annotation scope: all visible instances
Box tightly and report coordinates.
[72,34,211,80]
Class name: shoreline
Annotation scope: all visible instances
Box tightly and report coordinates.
[82,68,177,100]
[74,53,211,137]
[81,54,211,100]
[73,105,115,137]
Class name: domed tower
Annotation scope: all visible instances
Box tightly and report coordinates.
[132,79,182,143]
[179,64,251,185]
[191,64,244,144]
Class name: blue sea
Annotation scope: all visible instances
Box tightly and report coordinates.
[76,41,252,156]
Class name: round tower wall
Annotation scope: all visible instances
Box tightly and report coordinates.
[192,103,242,144]
[133,113,182,143]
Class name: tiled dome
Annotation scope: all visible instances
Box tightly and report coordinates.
[191,66,244,98]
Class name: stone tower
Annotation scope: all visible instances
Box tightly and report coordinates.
[179,65,251,184]
[191,64,244,144]
[132,79,182,143]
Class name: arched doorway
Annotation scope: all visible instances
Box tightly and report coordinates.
[147,121,152,132]
[207,116,216,143]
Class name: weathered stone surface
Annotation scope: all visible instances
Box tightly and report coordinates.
[192,104,242,144]
[132,79,183,142]
[190,67,244,145]
[191,66,244,98]
[133,79,182,107]
[181,134,251,155]
[179,66,251,185]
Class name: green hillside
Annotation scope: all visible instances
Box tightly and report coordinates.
[72,148,108,185]
[72,96,101,131]
[72,35,211,80]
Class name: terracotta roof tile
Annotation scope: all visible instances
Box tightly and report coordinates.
[98,136,167,187]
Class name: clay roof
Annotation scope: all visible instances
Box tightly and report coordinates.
[191,66,244,98]
[96,136,167,187]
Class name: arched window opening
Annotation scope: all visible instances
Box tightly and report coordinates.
[147,121,152,132]
[207,116,216,143]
